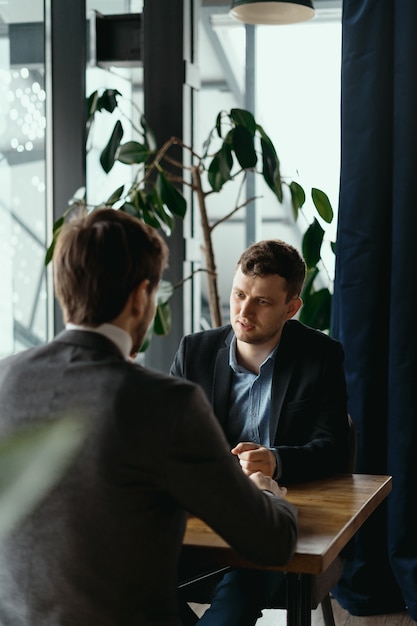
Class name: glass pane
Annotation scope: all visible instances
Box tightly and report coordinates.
[197,4,342,328]
[256,13,342,280]
[196,8,247,326]
[0,1,47,357]
[85,0,144,209]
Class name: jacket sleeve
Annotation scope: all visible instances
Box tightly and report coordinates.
[170,336,185,378]
[163,380,298,567]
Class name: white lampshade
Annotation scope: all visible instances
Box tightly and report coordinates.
[229,0,315,25]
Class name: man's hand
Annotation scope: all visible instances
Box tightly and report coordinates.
[231,442,277,477]
[248,471,287,498]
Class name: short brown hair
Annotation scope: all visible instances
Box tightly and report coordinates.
[53,208,169,325]
[237,239,306,301]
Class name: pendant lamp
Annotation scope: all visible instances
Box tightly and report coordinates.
[229,0,315,25]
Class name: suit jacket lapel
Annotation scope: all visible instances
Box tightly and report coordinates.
[270,323,297,444]
[212,331,233,427]
[208,324,299,442]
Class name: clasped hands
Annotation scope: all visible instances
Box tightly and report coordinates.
[232,442,287,499]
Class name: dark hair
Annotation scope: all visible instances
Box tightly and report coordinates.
[53,207,169,325]
[237,239,306,301]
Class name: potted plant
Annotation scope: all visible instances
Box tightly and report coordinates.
[46,89,335,345]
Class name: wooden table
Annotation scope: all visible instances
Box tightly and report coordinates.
[182,474,392,626]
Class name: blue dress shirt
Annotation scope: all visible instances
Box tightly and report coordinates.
[227,335,279,449]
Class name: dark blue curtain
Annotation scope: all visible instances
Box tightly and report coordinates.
[332,0,417,619]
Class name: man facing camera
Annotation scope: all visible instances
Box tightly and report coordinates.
[0,210,297,626]
[171,239,349,625]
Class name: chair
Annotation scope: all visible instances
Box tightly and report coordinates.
[266,413,357,626]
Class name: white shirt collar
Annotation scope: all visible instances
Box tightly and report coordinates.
[65,322,133,360]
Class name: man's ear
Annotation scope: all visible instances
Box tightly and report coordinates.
[286,296,303,320]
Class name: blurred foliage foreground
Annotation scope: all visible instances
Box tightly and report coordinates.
[0,416,85,541]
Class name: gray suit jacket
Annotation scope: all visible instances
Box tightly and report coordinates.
[170,320,350,484]
[0,330,297,626]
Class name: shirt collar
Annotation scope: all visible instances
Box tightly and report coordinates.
[65,323,133,359]
[229,334,279,374]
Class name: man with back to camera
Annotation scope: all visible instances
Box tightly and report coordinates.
[0,210,298,626]
[171,238,350,625]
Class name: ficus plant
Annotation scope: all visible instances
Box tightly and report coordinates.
[46,88,335,347]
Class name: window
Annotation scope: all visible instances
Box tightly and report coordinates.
[197,1,342,326]
[0,1,47,356]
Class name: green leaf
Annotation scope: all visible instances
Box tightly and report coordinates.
[156,279,174,305]
[289,181,306,220]
[117,141,149,165]
[148,187,165,217]
[68,186,86,205]
[52,215,65,234]
[45,229,60,266]
[100,120,124,173]
[96,88,121,113]
[301,266,319,302]
[142,201,162,229]
[215,111,223,138]
[153,301,172,336]
[130,188,145,219]
[106,185,125,206]
[159,172,187,218]
[139,281,174,351]
[207,156,222,192]
[230,108,257,135]
[311,188,334,224]
[150,192,175,234]
[299,287,331,331]
[302,218,325,269]
[86,90,99,117]
[130,189,161,229]
[45,200,84,266]
[208,145,233,192]
[141,187,176,233]
[231,125,257,169]
[151,282,174,338]
[120,202,139,218]
[261,136,282,202]
[0,415,85,540]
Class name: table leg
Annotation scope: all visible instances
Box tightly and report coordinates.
[286,573,311,626]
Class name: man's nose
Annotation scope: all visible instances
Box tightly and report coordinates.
[240,299,253,315]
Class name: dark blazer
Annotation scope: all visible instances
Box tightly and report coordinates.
[170,320,350,484]
[0,330,297,626]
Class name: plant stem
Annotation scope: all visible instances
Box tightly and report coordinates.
[192,165,223,328]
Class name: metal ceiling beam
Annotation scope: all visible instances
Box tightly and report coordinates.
[201,5,243,105]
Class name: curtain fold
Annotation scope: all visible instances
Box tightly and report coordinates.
[332,0,417,619]
[332,0,417,620]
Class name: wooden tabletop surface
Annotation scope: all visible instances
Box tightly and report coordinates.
[183,474,392,575]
